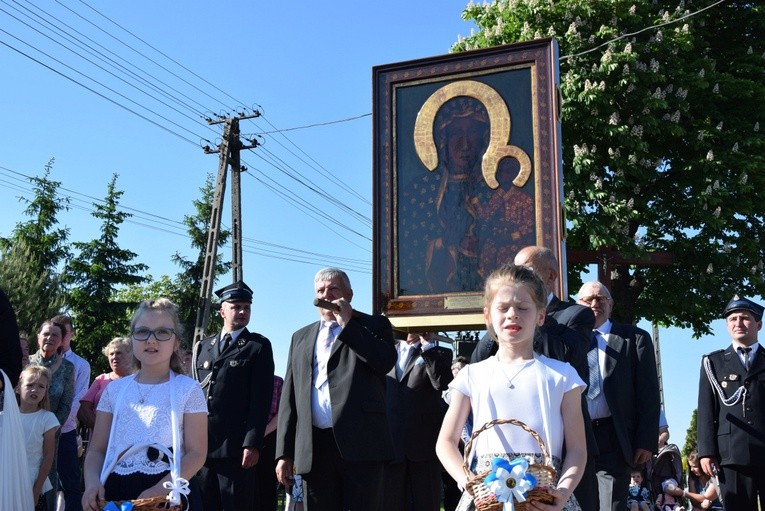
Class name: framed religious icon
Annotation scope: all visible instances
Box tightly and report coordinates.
[373,38,565,332]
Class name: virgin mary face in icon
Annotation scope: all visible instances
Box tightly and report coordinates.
[436,97,490,176]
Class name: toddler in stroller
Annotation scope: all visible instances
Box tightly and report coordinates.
[627,470,652,511]
[647,444,686,510]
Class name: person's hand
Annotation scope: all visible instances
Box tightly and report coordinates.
[82,484,106,511]
[242,447,259,468]
[276,458,294,486]
[526,487,569,511]
[333,298,353,328]
[32,480,43,504]
[700,456,717,478]
[632,447,652,465]
[137,481,168,500]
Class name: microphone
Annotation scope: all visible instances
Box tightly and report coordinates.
[312,298,361,317]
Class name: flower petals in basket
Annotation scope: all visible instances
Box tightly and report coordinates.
[463,419,558,511]
[100,496,182,511]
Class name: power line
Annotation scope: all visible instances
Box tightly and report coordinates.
[562,0,728,60]
[9,0,211,121]
[64,0,236,110]
[0,36,202,147]
[255,112,371,134]
[0,165,371,266]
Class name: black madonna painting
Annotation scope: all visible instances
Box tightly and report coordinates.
[373,39,565,330]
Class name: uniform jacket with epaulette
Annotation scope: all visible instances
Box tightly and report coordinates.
[697,344,765,467]
[193,329,275,459]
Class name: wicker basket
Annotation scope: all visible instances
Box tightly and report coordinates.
[99,496,182,510]
[462,418,557,511]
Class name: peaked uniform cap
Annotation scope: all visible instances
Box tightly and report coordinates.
[215,280,253,303]
[723,295,764,321]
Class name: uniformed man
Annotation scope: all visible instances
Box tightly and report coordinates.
[193,281,275,510]
[697,295,765,510]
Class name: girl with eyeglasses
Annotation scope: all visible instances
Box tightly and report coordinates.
[81,298,208,511]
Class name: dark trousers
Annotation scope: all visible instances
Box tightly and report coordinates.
[573,457,598,511]
[383,458,442,511]
[256,432,278,511]
[442,467,461,511]
[719,464,765,511]
[303,427,385,511]
[58,429,83,511]
[200,457,257,511]
[591,418,630,511]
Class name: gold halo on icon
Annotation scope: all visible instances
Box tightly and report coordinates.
[413,80,531,189]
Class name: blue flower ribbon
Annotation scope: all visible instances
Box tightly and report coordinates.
[102,502,133,511]
[484,457,537,511]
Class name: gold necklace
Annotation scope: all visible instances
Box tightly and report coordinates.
[498,359,534,389]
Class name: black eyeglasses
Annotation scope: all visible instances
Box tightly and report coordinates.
[131,327,176,342]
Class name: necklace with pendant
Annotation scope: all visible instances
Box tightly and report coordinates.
[499,359,534,389]
[135,374,157,404]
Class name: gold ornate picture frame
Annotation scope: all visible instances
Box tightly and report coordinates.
[373,38,565,332]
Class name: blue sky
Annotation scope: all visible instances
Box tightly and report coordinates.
[0,0,739,448]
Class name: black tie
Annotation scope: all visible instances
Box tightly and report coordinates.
[738,346,752,371]
[221,333,232,352]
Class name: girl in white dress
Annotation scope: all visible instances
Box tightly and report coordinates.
[437,264,587,511]
[81,298,208,511]
[17,365,60,509]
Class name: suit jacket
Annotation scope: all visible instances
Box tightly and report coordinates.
[599,322,660,465]
[275,312,397,473]
[0,287,21,388]
[386,344,453,463]
[697,344,765,467]
[193,328,275,459]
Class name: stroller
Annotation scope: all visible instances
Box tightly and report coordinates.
[646,443,685,510]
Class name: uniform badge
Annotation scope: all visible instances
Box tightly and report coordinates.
[203,361,210,369]
[729,374,739,381]
[721,381,728,388]
[229,360,240,367]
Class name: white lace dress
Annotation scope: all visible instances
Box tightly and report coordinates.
[97,373,207,476]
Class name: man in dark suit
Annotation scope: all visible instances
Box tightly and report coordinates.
[576,281,660,511]
[0,287,21,390]
[193,280,275,511]
[384,332,453,511]
[697,295,765,510]
[275,267,397,511]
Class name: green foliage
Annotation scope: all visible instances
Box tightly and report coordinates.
[683,408,698,457]
[171,173,230,341]
[454,0,765,335]
[0,159,68,334]
[0,238,63,336]
[63,174,147,372]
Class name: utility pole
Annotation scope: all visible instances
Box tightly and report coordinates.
[193,110,260,344]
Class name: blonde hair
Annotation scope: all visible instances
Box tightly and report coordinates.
[102,336,133,357]
[483,263,546,310]
[18,365,52,411]
[129,298,184,374]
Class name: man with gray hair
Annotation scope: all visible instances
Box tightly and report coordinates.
[276,268,396,511]
[576,280,660,511]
